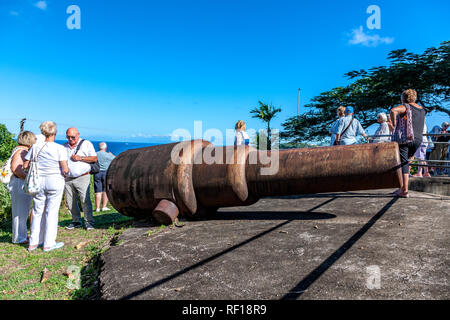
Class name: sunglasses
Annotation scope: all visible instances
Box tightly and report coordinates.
[66,135,77,139]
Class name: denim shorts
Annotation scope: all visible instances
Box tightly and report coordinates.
[93,170,107,193]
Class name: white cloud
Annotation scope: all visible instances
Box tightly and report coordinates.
[348,26,394,47]
[34,1,47,10]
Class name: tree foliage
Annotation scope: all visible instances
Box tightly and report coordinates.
[281,41,450,143]
[0,124,17,162]
[250,101,282,150]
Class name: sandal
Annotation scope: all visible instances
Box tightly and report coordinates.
[27,245,38,252]
[395,191,409,198]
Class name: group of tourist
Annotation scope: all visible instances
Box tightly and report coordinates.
[329,89,449,197]
[6,90,448,249]
[7,121,115,252]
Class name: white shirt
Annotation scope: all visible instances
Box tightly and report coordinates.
[25,141,67,177]
[234,130,250,146]
[336,115,366,145]
[35,134,46,144]
[373,122,391,143]
[63,139,96,177]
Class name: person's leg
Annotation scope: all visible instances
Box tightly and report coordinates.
[395,144,409,194]
[95,193,102,211]
[64,179,82,223]
[441,145,449,175]
[101,192,109,209]
[429,146,439,175]
[74,175,94,225]
[10,178,33,243]
[100,171,109,209]
[93,172,102,211]
[28,186,46,249]
[400,142,421,195]
[435,144,444,174]
[43,177,65,249]
[39,197,48,246]
[422,156,429,176]
[402,172,410,194]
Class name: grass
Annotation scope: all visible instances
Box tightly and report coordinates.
[0,178,135,300]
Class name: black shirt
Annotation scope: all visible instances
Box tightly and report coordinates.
[409,104,426,144]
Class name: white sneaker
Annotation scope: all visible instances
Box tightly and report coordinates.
[96,208,101,212]
[43,242,64,252]
[101,207,110,211]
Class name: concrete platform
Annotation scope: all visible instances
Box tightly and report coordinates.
[99,189,450,300]
[409,176,450,196]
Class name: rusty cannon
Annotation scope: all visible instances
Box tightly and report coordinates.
[105,140,402,225]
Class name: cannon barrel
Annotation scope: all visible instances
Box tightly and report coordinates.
[105,140,402,225]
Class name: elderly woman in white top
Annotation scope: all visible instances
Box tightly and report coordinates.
[234,120,250,146]
[370,113,391,143]
[23,121,69,252]
[8,131,36,244]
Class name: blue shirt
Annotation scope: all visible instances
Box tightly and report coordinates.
[97,150,115,171]
[329,118,341,145]
[336,115,366,145]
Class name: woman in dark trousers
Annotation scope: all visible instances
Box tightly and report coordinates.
[388,89,426,198]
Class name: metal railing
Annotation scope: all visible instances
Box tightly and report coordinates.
[367,133,450,170]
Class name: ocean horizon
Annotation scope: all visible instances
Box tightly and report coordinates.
[55,140,161,156]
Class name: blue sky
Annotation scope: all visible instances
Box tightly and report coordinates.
[1,0,449,144]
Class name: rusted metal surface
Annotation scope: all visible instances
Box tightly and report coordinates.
[106,140,402,224]
[152,200,179,225]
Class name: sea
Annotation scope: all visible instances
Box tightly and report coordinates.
[55,140,161,155]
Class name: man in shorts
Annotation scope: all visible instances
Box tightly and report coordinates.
[94,142,116,212]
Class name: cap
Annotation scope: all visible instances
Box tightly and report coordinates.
[345,106,354,114]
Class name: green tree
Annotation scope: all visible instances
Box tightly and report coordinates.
[250,101,282,150]
[282,41,450,143]
[0,124,17,162]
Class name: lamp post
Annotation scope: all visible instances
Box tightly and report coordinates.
[297,88,300,118]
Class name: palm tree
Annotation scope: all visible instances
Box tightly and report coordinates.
[250,101,281,150]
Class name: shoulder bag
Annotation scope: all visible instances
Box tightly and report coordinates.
[393,103,414,144]
[23,143,47,196]
[334,117,354,145]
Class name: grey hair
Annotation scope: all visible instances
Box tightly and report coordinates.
[377,112,388,122]
[99,142,107,150]
[40,121,57,137]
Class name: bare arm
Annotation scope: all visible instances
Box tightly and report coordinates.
[60,160,69,176]
[71,155,98,163]
[389,105,406,131]
[11,150,28,179]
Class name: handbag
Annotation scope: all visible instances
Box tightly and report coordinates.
[393,103,414,144]
[334,117,354,145]
[75,140,100,174]
[1,147,27,185]
[23,143,47,196]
